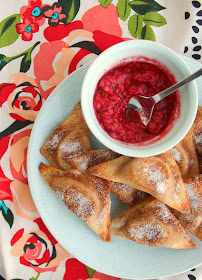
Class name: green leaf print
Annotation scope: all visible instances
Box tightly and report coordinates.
[0,54,9,70]
[140,25,156,40]
[58,0,80,24]
[20,53,32,73]
[20,41,41,72]
[0,14,21,48]
[99,0,113,8]
[86,266,96,278]
[143,12,167,26]
[128,14,143,38]
[129,0,165,15]
[117,0,131,21]
[0,41,40,72]
[29,273,40,280]
[0,201,14,228]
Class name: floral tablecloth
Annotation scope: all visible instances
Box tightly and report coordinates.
[0,0,202,279]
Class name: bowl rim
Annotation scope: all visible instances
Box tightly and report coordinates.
[81,40,198,157]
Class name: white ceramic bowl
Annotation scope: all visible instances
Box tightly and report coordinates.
[81,40,198,157]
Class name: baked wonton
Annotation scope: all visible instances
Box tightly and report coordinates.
[89,151,192,214]
[111,196,196,249]
[39,163,111,242]
[40,102,92,170]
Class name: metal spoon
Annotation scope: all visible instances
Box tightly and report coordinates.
[127,68,202,126]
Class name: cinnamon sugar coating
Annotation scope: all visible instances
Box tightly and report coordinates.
[89,151,192,215]
[171,175,202,241]
[111,197,197,249]
[64,148,148,207]
[39,163,111,242]
[40,102,92,170]
[171,127,199,177]
[193,106,202,173]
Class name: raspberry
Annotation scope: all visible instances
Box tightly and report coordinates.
[103,115,113,126]
[151,112,164,122]
[134,133,143,142]
[97,114,101,120]
[122,91,128,97]
[115,84,124,94]
[110,95,118,101]
[119,129,125,136]
[93,60,177,144]
[103,85,113,94]
[94,101,101,110]
[128,85,138,95]
[99,99,105,106]
[110,132,118,139]
[95,93,101,101]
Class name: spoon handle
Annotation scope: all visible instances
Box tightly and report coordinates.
[155,68,202,102]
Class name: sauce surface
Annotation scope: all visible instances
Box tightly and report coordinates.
[93,58,180,144]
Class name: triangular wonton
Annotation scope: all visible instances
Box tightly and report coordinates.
[89,151,192,214]
[111,196,196,249]
[39,163,111,241]
[40,102,92,170]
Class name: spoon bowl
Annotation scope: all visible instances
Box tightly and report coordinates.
[128,68,202,126]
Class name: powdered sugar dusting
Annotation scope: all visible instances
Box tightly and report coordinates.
[155,202,173,223]
[68,189,94,220]
[171,183,181,201]
[128,223,166,242]
[113,182,133,192]
[185,183,202,213]
[145,166,167,194]
[92,178,105,195]
[54,188,65,200]
[97,150,111,160]
[112,217,126,229]
[59,141,82,154]
[54,187,95,220]
[65,152,82,159]
[184,232,193,246]
[175,183,181,193]
[195,133,202,145]
[98,204,109,221]
[45,133,63,150]
[171,147,181,163]
[91,178,109,221]
[74,157,90,172]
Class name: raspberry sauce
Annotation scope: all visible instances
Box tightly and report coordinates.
[93,58,180,145]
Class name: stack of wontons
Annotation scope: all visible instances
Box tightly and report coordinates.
[39,102,202,249]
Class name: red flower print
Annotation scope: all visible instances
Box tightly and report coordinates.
[20,0,47,26]
[0,136,12,201]
[64,258,89,280]
[68,31,128,74]
[0,76,43,204]
[63,258,121,280]
[81,4,122,37]
[16,18,39,41]
[0,80,42,122]
[0,130,30,203]
[44,21,83,42]
[42,2,66,26]
[10,220,69,273]
[0,129,31,185]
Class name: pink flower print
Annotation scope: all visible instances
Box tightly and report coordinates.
[16,19,39,41]
[42,2,66,26]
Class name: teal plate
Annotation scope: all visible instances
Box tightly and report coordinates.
[27,56,202,279]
